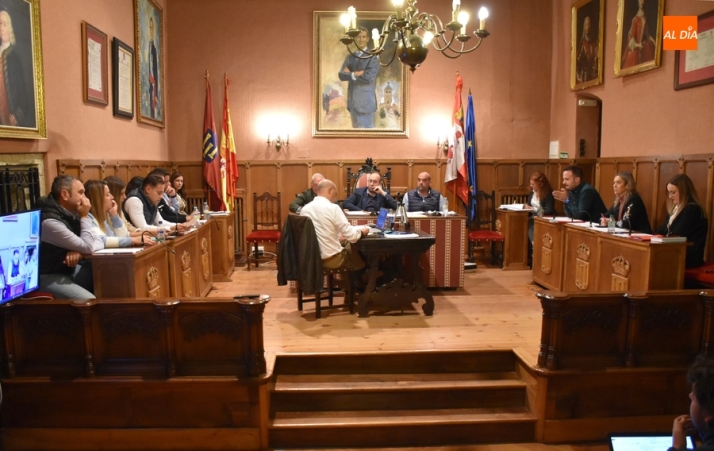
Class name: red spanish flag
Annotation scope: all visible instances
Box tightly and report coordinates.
[202,75,224,211]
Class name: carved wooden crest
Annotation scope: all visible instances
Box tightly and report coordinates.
[542,233,553,249]
[540,233,553,275]
[181,251,193,297]
[201,237,210,281]
[575,243,591,290]
[181,251,191,271]
[495,219,502,232]
[611,255,631,291]
[147,266,161,298]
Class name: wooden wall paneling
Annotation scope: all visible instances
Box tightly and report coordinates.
[280,164,308,216]
[656,160,682,229]
[684,160,710,211]
[173,161,204,194]
[495,162,521,192]
[634,161,656,230]
[383,161,409,197]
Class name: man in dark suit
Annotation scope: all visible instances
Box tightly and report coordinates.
[552,165,606,222]
[342,172,397,212]
[337,27,379,128]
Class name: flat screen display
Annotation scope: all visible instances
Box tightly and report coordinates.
[0,210,41,304]
[609,433,695,451]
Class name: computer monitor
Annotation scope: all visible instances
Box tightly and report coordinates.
[374,208,388,231]
[0,209,41,304]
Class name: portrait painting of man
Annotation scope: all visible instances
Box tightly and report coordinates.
[134,0,164,127]
[0,0,45,139]
[570,0,603,91]
[614,0,664,77]
[313,11,408,137]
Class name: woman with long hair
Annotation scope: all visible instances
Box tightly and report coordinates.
[526,172,556,244]
[655,174,708,268]
[85,179,148,248]
[104,176,142,235]
[600,171,651,233]
[170,171,188,215]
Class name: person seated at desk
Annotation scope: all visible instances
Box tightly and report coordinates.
[342,171,398,212]
[655,174,708,268]
[526,171,556,243]
[600,171,652,233]
[170,171,189,215]
[553,165,606,222]
[124,174,187,234]
[148,168,192,224]
[403,172,445,212]
[85,179,151,248]
[289,173,324,214]
[35,175,103,300]
[104,176,143,236]
[670,356,714,451]
[301,179,369,271]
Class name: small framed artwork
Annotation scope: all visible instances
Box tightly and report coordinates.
[0,0,46,139]
[674,9,714,91]
[134,0,165,128]
[112,38,135,118]
[614,0,665,77]
[313,11,409,138]
[81,21,108,105]
[571,0,605,90]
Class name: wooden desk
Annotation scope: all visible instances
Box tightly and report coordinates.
[495,208,530,270]
[348,214,465,288]
[210,214,235,282]
[166,223,213,297]
[352,230,436,317]
[92,245,171,298]
[533,218,687,292]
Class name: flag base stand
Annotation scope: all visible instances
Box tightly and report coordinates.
[464,261,477,270]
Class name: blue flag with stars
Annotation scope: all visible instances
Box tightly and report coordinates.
[465,93,478,221]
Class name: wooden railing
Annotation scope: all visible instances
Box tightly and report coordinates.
[536,290,714,370]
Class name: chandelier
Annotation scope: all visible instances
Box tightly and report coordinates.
[339,0,490,73]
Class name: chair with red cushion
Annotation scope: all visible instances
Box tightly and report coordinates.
[467,190,504,267]
[345,158,392,197]
[684,263,714,288]
[246,191,282,270]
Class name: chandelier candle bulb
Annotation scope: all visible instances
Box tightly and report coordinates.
[458,11,469,35]
[340,13,350,32]
[372,28,380,47]
[478,7,488,30]
[348,6,356,29]
[452,0,460,21]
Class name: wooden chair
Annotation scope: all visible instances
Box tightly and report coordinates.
[499,190,530,205]
[285,214,354,319]
[246,192,282,270]
[345,158,392,197]
[467,190,504,266]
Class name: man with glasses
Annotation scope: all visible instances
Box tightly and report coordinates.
[342,171,398,212]
[289,173,325,214]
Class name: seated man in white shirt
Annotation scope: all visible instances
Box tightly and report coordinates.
[35,175,104,299]
[123,174,187,234]
[301,179,369,271]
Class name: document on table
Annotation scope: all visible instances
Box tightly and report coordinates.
[345,211,367,216]
[94,248,143,254]
[384,233,419,238]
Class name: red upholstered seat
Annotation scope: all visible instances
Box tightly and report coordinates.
[468,230,504,242]
[20,291,55,300]
[246,231,281,242]
[685,263,714,287]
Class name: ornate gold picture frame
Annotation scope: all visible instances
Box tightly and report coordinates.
[313,11,409,138]
[614,0,665,77]
[571,0,604,90]
[134,0,164,128]
[0,0,46,139]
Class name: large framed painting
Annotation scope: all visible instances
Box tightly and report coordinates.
[571,0,604,90]
[133,0,164,128]
[674,9,714,91]
[0,0,46,139]
[614,0,665,77]
[313,11,409,138]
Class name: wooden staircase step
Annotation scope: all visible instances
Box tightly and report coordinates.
[272,406,535,427]
[274,371,524,391]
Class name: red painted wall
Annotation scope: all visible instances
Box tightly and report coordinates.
[550,0,714,158]
[165,0,553,162]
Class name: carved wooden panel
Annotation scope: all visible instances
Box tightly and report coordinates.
[181,251,193,297]
[611,255,631,292]
[147,266,162,298]
[541,233,553,275]
[201,237,211,281]
[575,243,591,291]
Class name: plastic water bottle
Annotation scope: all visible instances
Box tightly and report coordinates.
[442,197,449,215]
[192,205,200,218]
[203,201,209,214]
[607,215,615,233]
[157,221,166,242]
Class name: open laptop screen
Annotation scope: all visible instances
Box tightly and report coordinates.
[374,208,388,230]
[609,433,695,451]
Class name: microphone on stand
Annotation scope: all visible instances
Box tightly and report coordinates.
[142,230,176,255]
[579,211,593,227]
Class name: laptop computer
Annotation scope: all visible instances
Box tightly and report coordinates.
[608,432,695,451]
[367,208,389,235]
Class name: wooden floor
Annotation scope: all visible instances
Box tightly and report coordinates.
[208,261,610,451]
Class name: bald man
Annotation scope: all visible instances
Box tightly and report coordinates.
[300,179,367,271]
[289,173,325,214]
[403,172,446,212]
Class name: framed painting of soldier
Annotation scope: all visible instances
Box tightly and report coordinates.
[313,11,409,138]
[571,0,604,90]
[0,0,46,139]
[134,0,164,128]
[614,0,665,77]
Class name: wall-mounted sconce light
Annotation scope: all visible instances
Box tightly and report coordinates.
[437,135,449,154]
[267,133,289,151]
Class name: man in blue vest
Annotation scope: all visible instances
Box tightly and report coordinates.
[403,172,446,213]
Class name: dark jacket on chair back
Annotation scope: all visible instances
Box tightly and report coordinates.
[36,194,81,276]
[277,215,324,295]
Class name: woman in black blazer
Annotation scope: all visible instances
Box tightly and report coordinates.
[526,172,556,244]
[600,171,652,233]
[655,174,709,268]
